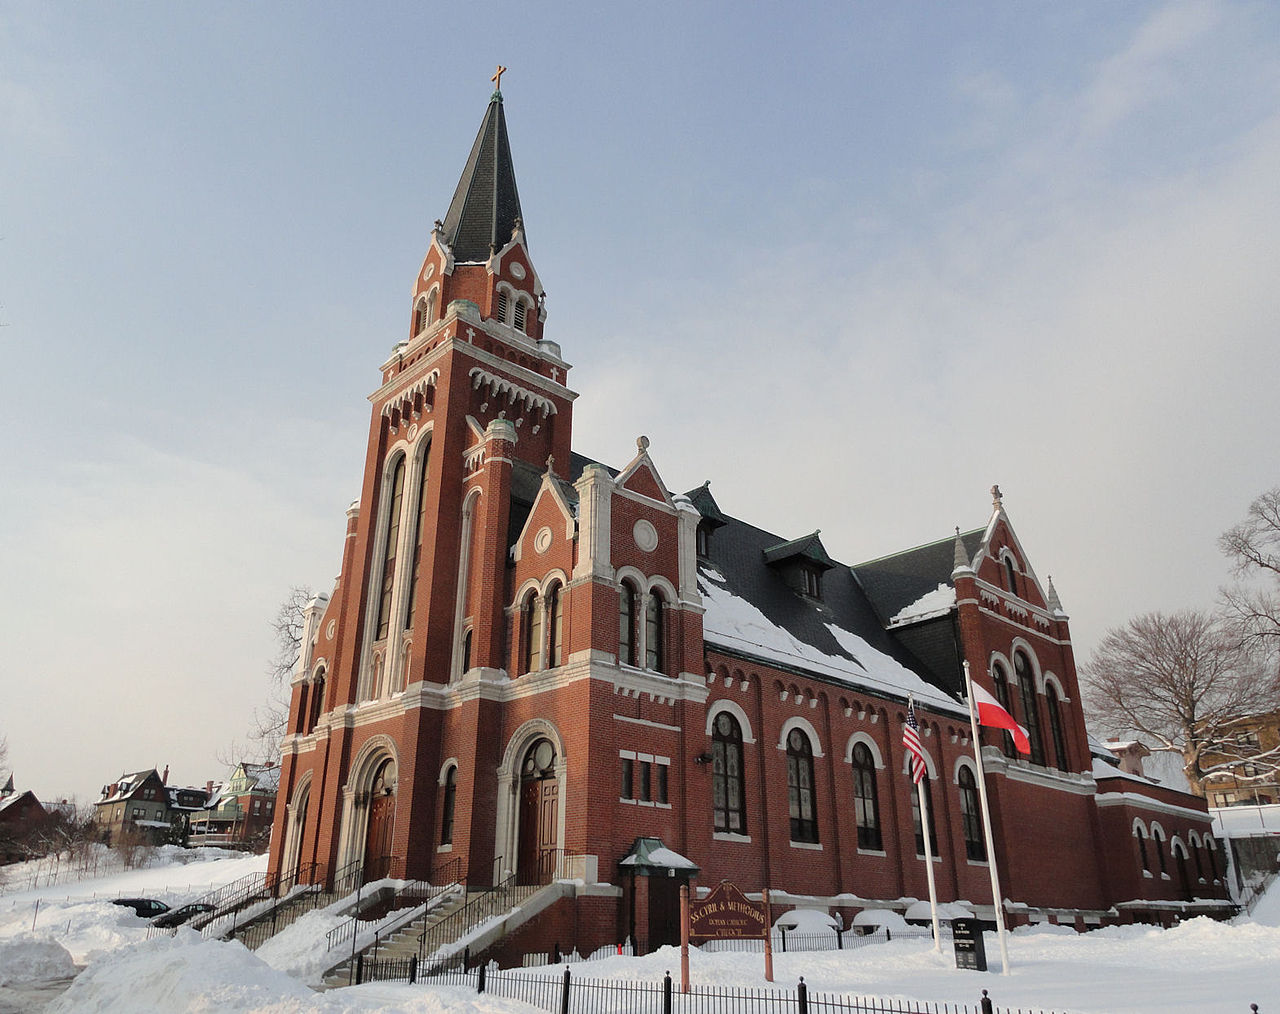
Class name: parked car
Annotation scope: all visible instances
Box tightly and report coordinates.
[111,897,170,918]
[151,902,216,928]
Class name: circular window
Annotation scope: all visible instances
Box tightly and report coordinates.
[633,519,658,552]
[716,712,733,736]
[423,263,436,281]
[534,526,553,554]
[325,620,336,641]
[510,262,526,280]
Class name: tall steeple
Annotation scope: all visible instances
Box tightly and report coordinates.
[441,88,524,262]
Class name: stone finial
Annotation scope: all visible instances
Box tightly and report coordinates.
[433,218,444,233]
[952,526,971,573]
[546,454,555,476]
[637,435,650,452]
[512,216,523,239]
[991,484,1003,509]
[1046,574,1064,613]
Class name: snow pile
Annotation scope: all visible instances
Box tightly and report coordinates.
[255,907,351,983]
[889,583,956,626]
[774,908,838,931]
[46,933,318,1014]
[0,934,76,985]
[697,574,960,713]
[0,899,156,965]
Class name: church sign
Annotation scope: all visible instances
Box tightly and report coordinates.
[689,881,769,941]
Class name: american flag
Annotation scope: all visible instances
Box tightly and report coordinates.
[902,699,927,784]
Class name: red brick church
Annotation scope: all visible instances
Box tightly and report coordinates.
[267,86,1231,949]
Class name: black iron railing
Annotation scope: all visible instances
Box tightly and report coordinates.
[355,962,1048,1014]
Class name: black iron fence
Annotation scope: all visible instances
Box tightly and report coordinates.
[351,963,1040,1014]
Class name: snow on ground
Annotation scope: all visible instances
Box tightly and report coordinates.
[0,936,75,985]
[3,847,1280,1013]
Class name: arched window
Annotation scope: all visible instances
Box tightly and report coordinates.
[911,778,938,856]
[1205,837,1219,881]
[958,767,986,861]
[440,767,457,846]
[415,298,431,334]
[546,583,563,668]
[712,711,746,834]
[645,590,665,674]
[496,290,509,323]
[1003,554,1018,595]
[1152,826,1168,876]
[991,663,1016,757]
[375,457,406,640]
[521,591,541,674]
[787,728,819,844]
[619,581,638,667]
[402,444,431,630]
[1191,838,1205,882]
[513,299,527,332]
[1046,683,1068,770]
[851,742,881,850]
[461,629,472,674]
[306,667,326,734]
[1136,825,1151,874]
[1014,652,1045,765]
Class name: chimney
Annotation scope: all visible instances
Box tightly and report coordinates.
[205,780,214,797]
[162,764,169,785]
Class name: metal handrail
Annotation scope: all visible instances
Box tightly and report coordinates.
[324,855,464,954]
[418,869,519,972]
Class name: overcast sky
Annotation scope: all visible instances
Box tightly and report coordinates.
[3,1,1278,803]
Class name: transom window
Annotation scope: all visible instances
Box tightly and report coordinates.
[712,711,746,834]
[851,742,881,850]
[786,728,819,844]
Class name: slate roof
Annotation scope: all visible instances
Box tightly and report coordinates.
[97,769,160,804]
[699,508,960,705]
[441,93,525,263]
[851,529,985,628]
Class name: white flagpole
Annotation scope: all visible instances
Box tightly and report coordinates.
[963,661,1011,975]
[910,696,942,953]
[916,779,942,952]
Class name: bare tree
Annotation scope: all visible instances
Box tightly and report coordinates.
[1220,486,1280,658]
[235,586,313,763]
[1082,609,1280,796]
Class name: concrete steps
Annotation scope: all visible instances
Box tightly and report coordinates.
[322,888,468,988]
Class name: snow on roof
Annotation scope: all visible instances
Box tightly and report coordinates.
[0,792,33,815]
[620,845,698,870]
[1212,803,1280,839]
[1091,757,1160,787]
[888,582,956,627]
[243,764,280,792]
[698,572,963,716]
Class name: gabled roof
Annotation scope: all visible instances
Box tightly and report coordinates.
[852,529,985,628]
[441,92,525,263]
[684,482,727,529]
[96,768,162,804]
[763,531,836,571]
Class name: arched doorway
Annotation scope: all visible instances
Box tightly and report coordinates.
[363,757,397,882]
[289,787,309,882]
[517,738,559,884]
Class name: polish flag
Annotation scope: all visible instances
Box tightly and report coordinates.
[971,681,1031,755]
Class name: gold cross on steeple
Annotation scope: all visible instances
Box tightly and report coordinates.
[491,65,507,91]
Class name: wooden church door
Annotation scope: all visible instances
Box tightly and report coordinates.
[363,758,397,882]
[517,739,558,884]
